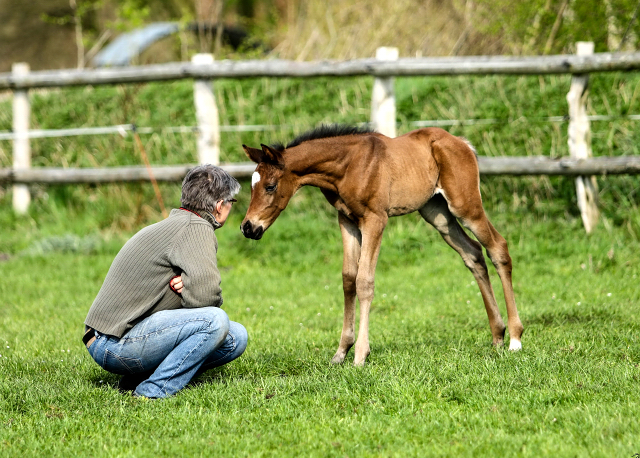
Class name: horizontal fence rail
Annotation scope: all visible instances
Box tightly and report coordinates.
[0,124,284,140]
[2,156,640,185]
[0,163,256,184]
[3,52,640,90]
[477,155,640,176]
[5,114,640,141]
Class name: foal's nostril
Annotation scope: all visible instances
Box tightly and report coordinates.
[241,221,264,240]
[242,221,257,239]
[241,221,252,238]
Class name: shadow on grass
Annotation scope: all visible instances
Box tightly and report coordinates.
[527,307,617,326]
[87,373,121,390]
[86,366,251,396]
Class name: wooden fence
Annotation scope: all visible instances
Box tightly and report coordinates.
[3,43,640,232]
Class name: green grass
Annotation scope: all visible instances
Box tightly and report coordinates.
[1,186,640,457]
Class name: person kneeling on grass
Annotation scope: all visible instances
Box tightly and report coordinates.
[82,164,247,399]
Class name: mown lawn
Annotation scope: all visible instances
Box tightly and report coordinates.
[1,186,639,457]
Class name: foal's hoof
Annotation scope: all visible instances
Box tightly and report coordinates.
[508,339,522,351]
[330,353,346,365]
[353,352,368,367]
[353,358,366,367]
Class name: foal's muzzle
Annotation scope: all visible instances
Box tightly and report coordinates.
[241,221,264,240]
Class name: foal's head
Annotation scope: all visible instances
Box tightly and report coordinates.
[241,144,297,240]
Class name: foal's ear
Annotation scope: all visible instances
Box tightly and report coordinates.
[243,144,264,163]
[260,144,284,166]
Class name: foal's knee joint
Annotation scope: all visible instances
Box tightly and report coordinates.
[356,277,375,302]
[488,239,511,266]
[490,251,512,272]
[463,246,488,275]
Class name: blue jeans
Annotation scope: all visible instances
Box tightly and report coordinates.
[87,307,248,398]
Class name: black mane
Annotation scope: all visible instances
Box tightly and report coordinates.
[270,124,376,151]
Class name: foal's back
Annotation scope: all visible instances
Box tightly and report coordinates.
[360,128,477,217]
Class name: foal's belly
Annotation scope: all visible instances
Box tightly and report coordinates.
[387,162,439,216]
[387,191,436,216]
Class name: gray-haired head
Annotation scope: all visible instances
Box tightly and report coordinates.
[181,164,241,213]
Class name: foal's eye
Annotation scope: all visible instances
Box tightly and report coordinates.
[265,184,277,193]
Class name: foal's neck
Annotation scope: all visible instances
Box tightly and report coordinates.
[286,139,357,192]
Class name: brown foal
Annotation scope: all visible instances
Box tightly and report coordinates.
[241,124,523,366]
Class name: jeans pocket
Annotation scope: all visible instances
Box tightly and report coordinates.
[102,349,144,375]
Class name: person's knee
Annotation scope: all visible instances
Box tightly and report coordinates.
[229,321,248,355]
[200,307,230,347]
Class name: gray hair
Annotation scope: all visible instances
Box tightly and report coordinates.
[181,164,241,212]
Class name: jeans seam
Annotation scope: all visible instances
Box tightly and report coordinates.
[103,349,144,374]
[123,317,214,342]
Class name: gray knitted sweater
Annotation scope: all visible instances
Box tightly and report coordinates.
[85,208,223,337]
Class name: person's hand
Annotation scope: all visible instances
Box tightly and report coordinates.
[170,275,184,294]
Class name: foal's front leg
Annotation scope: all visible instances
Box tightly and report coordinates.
[331,213,361,364]
[353,213,387,366]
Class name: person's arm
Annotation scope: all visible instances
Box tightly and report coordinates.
[169,223,223,308]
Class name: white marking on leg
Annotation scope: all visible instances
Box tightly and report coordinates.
[509,339,522,351]
[251,171,261,189]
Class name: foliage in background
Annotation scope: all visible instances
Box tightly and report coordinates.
[97,0,640,60]
[474,0,640,55]
[246,0,640,57]
[11,0,640,71]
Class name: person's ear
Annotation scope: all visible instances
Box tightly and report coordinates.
[215,200,224,215]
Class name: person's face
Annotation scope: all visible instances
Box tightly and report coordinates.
[214,198,236,227]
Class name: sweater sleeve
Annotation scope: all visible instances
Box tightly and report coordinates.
[169,222,223,308]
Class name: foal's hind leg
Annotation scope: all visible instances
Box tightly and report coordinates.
[331,212,362,364]
[458,210,524,350]
[435,188,524,350]
[420,195,507,346]
[431,135,523,349]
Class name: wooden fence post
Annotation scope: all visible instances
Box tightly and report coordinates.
[12,63,31,214]
[192,54,220,165]
[371,47,398,138]
[567,41,599,233]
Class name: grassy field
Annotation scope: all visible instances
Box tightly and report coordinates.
[1,185,640,457]
[1,72,640,456]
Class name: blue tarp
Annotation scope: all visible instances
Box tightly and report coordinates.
[93,22,181,67]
